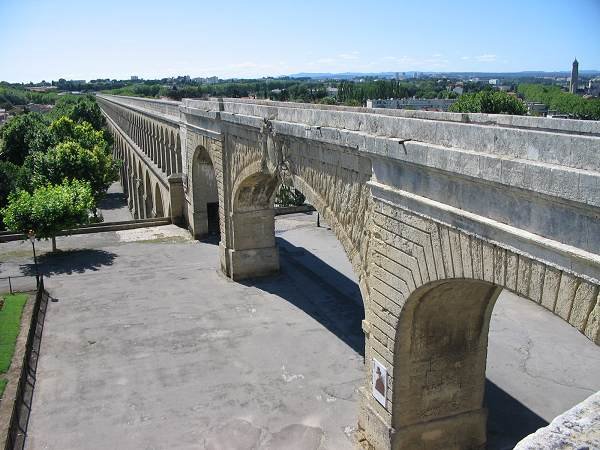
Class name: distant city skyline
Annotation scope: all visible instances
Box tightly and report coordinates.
[1,0,599,83]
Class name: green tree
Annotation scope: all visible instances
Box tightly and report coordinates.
[450,91,527,115]
[518,83,600,120]
[275,185,305,207]
[2,179,94,251]
[49,116,107,151]
[31,141,119,203]
[0,113,53,165]
[50,95,106,130]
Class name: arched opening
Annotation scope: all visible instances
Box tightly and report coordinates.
[175,134,182,173]
[388,273,600,449]
[165,131,172,175]
[391,279,501,450]
[169,130,177,175]
[145,171,154,218]
[226,168,367,447]
[191,146,219,239]
[158,128,164,169]
[155,183,164,217]
[137,161,145,219]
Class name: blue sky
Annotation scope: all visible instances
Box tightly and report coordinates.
[2,0,599,82]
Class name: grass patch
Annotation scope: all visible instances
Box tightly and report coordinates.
[0,293,28,399]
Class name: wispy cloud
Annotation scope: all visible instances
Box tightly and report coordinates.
[338,51,360,60]
[475,53,497,62]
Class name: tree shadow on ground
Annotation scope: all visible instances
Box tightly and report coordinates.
[241,237,365,356]
[485,380,548,449]
[97,191,128,211]
[19,249,117,276]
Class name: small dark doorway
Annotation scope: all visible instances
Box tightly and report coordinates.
[207,202,220,235]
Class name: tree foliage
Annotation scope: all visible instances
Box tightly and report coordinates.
[2,179,94,242]
[0,95,118,232]
[49,95,106,130]
[275,185,306,207]
[31,141,119,201]
[449,91,527,115]
[0,84,58,110]
[49,116,107,151]
[518,84,600,120]
[0,112,53,165]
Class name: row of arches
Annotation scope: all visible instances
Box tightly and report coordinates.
[188,135,600,450]
[100,100,182,177]
[109,118,166,220]
[99,97,600,449]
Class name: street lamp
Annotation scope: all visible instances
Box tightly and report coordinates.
[27,230,39,286]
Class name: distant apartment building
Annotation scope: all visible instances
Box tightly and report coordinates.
[366,98,457,111]
[588,78,600,97]
[131,76,140,81]
[194,76,219,84]
[326,87,338,97]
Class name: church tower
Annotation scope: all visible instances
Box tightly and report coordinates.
[570,58,579,94]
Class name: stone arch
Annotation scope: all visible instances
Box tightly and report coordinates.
[390,279,501,450]
[228,156,371,300]
[190,145,219,238]
[169,130,177,175]
[145,171,154,218]
[129,155,137,217]
[175,134,182,173]
[152,122,158,164]
[363,203,600,449]
[158,127,164,169]
[165,130,172,175]
[154,183,164,217]
[137,161,145,219]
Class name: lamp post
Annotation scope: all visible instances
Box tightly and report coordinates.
[27,230,39,286]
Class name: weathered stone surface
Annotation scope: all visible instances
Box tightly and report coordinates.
[97,94,600,450]
[514,391,600,450]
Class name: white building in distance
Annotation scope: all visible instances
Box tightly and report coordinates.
[367,98,457,111]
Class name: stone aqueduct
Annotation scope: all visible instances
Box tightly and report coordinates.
[97,94,600,450]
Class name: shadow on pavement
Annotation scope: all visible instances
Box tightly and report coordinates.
[20,249,118,276]
[242,237,549,448]
[485,379,548,449]
[242,237,365,356]
[98,191,128,211]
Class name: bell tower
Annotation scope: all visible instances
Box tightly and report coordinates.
[570,58,579,94]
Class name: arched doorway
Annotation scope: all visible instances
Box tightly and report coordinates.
[191,146,219,238]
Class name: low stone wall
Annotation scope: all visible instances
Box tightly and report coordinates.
[0,218,171,243]
[274,204,316,216]
[514,391,600,449]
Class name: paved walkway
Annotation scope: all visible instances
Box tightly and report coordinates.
[0,194,598,449]
[97,182,133,222]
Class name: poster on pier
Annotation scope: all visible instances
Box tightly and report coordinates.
[372,358,387,407]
